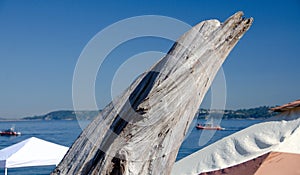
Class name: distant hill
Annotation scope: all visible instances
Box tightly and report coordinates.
[196,106,277,119]
[23,110,101,120]
[21,106,277,121]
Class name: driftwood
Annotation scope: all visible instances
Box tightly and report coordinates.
[52,12,253,175]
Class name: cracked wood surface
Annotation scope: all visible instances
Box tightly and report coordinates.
[52,11,253,175]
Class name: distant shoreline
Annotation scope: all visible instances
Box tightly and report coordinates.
[0,118,266,122]
[0,106,277,121]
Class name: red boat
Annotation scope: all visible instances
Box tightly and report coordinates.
[196,123,225,130]
[0,128,21,136]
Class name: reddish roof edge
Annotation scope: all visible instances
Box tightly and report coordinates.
[270,99,300,112]
[198,152,270,175]
[198,152,300,175]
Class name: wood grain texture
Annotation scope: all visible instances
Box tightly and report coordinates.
[52,11,253,175]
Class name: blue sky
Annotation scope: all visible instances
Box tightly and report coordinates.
[0,0,300,118]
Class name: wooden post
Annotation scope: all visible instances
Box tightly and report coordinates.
[52,11,253,175]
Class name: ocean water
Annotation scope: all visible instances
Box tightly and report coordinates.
[176,119,262,160]
[0,119,262,175]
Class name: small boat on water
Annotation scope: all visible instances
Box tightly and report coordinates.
[0,127,21,136]
[196,123,225,130]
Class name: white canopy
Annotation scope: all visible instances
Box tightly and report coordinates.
[0,137,68,175]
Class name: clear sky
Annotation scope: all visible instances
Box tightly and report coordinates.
[0,0,300,118]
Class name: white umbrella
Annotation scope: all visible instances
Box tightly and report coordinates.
[0,137,68,175]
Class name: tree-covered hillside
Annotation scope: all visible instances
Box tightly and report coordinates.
[22,106,277,121]
[23,110,101,120]
[196,106,277,119]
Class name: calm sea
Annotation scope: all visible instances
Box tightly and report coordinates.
[0,119,262,175]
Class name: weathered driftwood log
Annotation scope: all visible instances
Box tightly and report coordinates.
[52,12,253,175]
